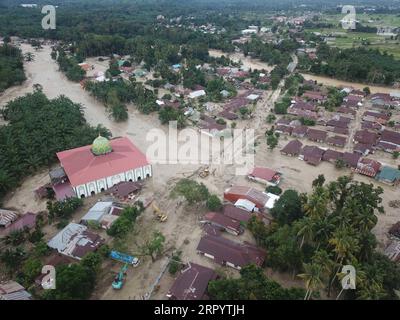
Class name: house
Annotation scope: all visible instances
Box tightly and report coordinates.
[307,129,327,143]
[199,116,227,137]
[376,166,400,186]
[292,125,308,138]
[322,149,344,163]
[280,139,303,156]
[247,167,282,186]
[0,209,18,228]
[354,143,373,156]
[326,136,346,148]
[78,63,91,72]
[106,181,142,200]
[355,158,381,178]
[384,240,400,263]
[342,152,361,169]
[337,106,356,118]
[56,136,151,198]
[389,222,400,239]
[166,263,218,300]
[363,111,390,124]
[354,130,379,145]
[361,121,382,132]
[376,129,400,153]
[189,90,206,99]
[47,223,104,260]
[224,186,276,210]
[80,201,122,226]
[222,204,252,223]
[0,212,37,237]
[196,235,266,270]
[275,125,293,135]
[290,100,317,112]
[333,127,349,135]
[0,281,32,300]
[302,91,327,103]
[200,212,243,236]
[299,146,325,166]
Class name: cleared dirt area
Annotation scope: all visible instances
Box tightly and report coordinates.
[0,44,399,300]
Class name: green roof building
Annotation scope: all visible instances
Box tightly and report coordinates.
[91,135,113,156]
[376,166,400,186]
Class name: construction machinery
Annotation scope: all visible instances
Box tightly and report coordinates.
[199,166,210,178]
[110,251,140,290]
[152,203,168,222]
[112,263,128,290]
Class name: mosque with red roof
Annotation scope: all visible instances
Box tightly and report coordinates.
[54,135,152,199]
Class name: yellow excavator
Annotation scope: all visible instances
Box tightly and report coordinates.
[199,166,210,178]
[152,203,168,222]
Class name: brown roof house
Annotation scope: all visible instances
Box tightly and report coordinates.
[342,152,361,169]
[200,212,243,236]
[280,139,303,156]
[222,204,253,223]
[47,223,104,260]
[0,212,37,237]
[299,146,325,166]
[326,135,347,148]
[354,130,379,145]
[291,125,308,138]
[307,128,327,143]
[196,235,266,270]
[322,149,344,163]
[248,167,282,186]
[377,129,400,153]
[166,262,218,300]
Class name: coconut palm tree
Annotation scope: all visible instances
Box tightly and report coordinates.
[298,262,325,300]
[295,216,315,249]
[24,52,35,62]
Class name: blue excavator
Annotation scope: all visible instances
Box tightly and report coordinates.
[110,251,140,290]
[112,263,128,290]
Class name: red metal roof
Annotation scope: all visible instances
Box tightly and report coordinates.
[56,137,149,187]
[203,212,242,234]
[167,263,217,300]
[197,235,266,268]
[248,167,279,182]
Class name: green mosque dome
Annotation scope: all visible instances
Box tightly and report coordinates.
[91,135,113,156]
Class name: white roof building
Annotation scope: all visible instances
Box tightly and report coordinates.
[234,199,259,212]
[189,90,206,99]
[47,223,104,260]
[80,201,114,223]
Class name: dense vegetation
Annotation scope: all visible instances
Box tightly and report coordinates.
[0,44,25,91]
[248,176,400,300]
[208,264,305,300]
[307,44,400,85]
[0,90,110,202]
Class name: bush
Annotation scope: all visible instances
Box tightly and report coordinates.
[266,186,282,195]
[206,194,223,211]
[168,251,182,275]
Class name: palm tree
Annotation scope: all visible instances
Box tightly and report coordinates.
[298,262,325,300]
[24,52,35,62]
[303,186,329,220]
[295,216,315,249]
[328,227,360,296]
